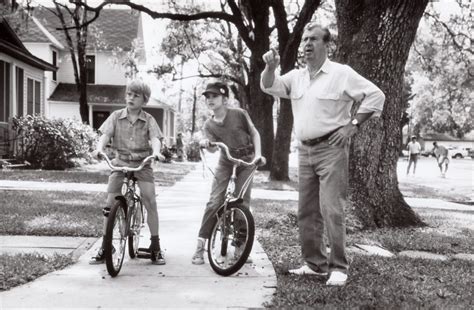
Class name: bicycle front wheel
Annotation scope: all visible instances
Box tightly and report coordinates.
[128,199,143,258]
[104,199,127,277]
[207,204,255,276]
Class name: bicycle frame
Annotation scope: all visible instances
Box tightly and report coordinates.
[100,153,152,236]
[202,142,262,275]
[100,153,154,276]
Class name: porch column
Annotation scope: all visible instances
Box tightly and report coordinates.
[88,103,93,127]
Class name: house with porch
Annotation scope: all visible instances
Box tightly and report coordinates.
[8,6,175,143]
[0,17,56,157]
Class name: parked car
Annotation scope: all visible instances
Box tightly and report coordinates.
[421,149,435,157]
[466,148,474,159]
[448,147,469,159]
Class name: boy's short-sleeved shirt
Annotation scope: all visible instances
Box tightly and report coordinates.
[99,108,163,161]
[203,107,254,159]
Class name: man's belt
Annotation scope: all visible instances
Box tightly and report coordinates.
[301,127,342,146]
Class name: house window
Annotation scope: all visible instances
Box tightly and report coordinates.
[86,55,95,84]
[27,78,41,115]
[52,50,57,81]
[0,60,11,122]
[16,67,24,116]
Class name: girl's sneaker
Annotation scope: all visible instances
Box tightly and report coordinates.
[191,238,205,265]
[151,250,166,265]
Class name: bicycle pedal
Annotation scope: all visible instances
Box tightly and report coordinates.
[137,248,151,259]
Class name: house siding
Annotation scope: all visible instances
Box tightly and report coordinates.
[0,52,45,121]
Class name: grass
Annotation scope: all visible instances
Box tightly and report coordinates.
[0,161,194,187]
[252,198,474,308]
[1,253,73,291]
[0,190,105,236]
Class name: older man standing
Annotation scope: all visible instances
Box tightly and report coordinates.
[260,23,385,286]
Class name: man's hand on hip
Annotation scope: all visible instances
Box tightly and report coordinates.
[328,124,358,147]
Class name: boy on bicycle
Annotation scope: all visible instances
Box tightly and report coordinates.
[192,81,265,265]
[90,79,166,265]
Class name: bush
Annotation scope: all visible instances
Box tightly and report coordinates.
[11,115,97,170]
[186,141,201,162]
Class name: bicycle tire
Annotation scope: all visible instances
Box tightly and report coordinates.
[104,199,127,277]
[207,204,255,276]
[128,199,143,258]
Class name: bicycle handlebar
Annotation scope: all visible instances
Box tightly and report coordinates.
[98,152,156,172]
[208,142,263,167]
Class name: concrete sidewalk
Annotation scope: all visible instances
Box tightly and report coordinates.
[0,156,277,309]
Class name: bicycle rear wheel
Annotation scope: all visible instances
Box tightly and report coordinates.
[207,204,255,276]
[128,199,143,258]
[104,199,127,277]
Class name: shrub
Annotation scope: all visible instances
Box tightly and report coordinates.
[11,115,97,170]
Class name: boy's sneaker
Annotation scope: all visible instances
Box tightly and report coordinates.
[191,238,205,265]
[89,248,105,265]
[151,250,166,265]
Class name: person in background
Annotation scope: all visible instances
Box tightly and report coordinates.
[176,133,184,161]
[432,141,449,178]
[406,135,421,176]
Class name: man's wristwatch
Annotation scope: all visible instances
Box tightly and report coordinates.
[351,119,360,128]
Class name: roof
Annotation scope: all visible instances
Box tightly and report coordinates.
[49,83,172,110]
[0,18,56,71]
[8,7,140,51]
[49,83,126,104]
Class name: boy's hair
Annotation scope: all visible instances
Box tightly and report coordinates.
[127,79,151,103]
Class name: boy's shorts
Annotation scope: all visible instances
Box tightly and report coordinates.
[106,160,154,193]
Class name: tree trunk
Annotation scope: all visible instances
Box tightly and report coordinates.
[334,0,428,228]
[245,3,274,170]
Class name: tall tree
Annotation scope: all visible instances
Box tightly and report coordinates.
[407,2,473,138]
[334,0,428,228]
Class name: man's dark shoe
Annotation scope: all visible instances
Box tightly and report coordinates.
[89,248,105,265]
[151,250,166,265]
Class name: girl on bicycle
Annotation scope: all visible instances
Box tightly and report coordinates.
[192,81,265,265]
[90,79,166,265]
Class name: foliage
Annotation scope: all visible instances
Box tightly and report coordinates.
[407,2,473,138]
[1,253,73,291]
[11,115,97,170]
[186,140,202,162]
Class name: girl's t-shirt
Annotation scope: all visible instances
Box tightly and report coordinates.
[203,107,254,160]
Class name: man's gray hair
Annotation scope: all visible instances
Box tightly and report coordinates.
[303,22,331,43]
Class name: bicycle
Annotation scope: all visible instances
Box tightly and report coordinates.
[99,152,157,277]
[201,142,263,276]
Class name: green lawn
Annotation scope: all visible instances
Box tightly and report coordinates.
[1,190,105,236]
[1,253,73,291]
